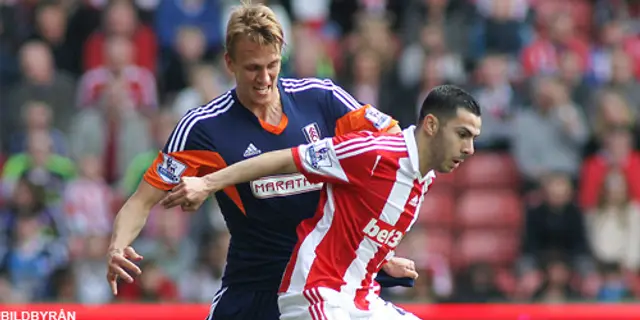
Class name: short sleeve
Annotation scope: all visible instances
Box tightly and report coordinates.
[291,131,403,186]
[143,120,225,191]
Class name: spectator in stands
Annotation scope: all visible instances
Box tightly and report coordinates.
[450,262,506,303]
[3,41,76,144]
[399,0,469,61]
[288,24,335,79]
[585,169,640,273]
[521,12,589,77]
[8,101,68,156]
[119,111,179,197]
[557,51,591,109]
[0,177,66,245]
[586,19,640,86]
[403,55,446,126]
[398,23,466,89]
[47,266,76,302]
[154,0,222,54]
[596,263,633,302]
[1,132,76,205]
[601,50,640,116]
[161,26,209,95]
[30,1,79,76]
[70,78,151,185]
[472,54,519,150]
[72,234,112,304]
[519,173,594,296]
[76,35,158,113]
[62,155,113,239]
[532,257,581,303]
[470,0,529,59]
[346,14,398,71]
[580,127,640,210]
[585,90,639,156]
[344,48,395,116]
[178,230,229,302]
[134,206,195,282]
[512,76,588,188]
[117,259,179,302]
[0,177,69,302]
[0,272,26,303]
[83,0,157,73]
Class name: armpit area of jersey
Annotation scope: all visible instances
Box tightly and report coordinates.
[375,269,415,288]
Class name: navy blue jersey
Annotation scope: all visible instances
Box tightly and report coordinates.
[144,78,397,290]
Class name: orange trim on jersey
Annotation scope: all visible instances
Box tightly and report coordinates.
[334,105,399,136]
[259,113,289,135]
[143,150,246,214]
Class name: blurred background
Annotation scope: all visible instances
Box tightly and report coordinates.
[0,0,639,307]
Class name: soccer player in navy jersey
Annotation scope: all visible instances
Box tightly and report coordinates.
[161,85,482,319]
[106,3,418,320]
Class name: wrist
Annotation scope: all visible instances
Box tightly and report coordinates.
[203,174,222,194]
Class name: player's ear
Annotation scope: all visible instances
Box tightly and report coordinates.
[224,52,234,73]
[422,114,439,137]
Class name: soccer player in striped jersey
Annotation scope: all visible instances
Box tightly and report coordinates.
[106,3,418,320]
[161,85,482,319]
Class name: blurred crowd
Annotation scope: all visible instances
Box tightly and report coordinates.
[0,0,639,306]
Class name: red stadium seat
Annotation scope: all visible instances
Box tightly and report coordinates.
[455,189,523,229]
[425,229,454,260]
[452,230,520,270]
[418,190,455,229]
[495,267,518,296]
[453,152,519,190]
[431,171,456,191]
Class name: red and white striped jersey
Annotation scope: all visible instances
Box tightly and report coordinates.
[283,125,436,310]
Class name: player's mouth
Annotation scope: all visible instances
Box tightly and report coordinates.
[452,159,463,167]
[253,85,271,96]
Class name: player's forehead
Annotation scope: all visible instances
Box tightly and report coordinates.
[448,108,481,136]
[233,36,281,65]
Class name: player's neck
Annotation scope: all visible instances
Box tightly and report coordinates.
[238,89,283,125]
[414,131,435,176]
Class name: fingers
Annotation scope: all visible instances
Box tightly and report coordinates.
[108,254,142,283]
[107,273,119,295]
[161,189,186,208]
[405,268,419,279]
[124,246,144,261]
[180,202,199,212]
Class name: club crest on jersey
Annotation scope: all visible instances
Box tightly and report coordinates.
[306,141,331,169]
[364,107,392,130]
[302,123,322,143]
[157,154,187,184]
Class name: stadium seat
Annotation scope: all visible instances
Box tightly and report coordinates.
[418,190,455,229]
[452,230,520,270]
[425,229,454,260]
[431,171,456,190]
[455,189,523,229]
[495,267,517,296]
[453,152,519,190]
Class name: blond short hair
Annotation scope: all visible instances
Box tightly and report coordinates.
[225,1,284,58]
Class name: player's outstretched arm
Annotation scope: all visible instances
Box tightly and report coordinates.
[106,180,166,295]
[161,149,298,210]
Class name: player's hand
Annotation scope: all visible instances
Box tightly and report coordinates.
[382,257,419,279]
[106,246,143,295]
[161,176,210,212]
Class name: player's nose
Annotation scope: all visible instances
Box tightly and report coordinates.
[462,140,475,156]
[257,68,270,84]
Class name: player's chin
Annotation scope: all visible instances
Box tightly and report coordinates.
[436,162,457,173]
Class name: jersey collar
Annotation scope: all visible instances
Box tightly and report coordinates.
[402,125,436,184]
